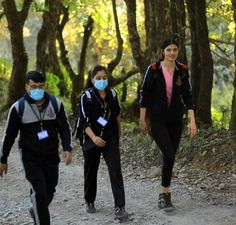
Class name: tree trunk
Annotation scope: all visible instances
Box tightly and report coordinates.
[37,0,67,96]
[144,0,157,62]
[77,16,94,95]
[194,0,213,126]
[186,0,201,107]
[121,82,127,103]
[155,0,171,58]
[229,0,236,130]
[123,0,148,76]
[2,0,32,108]
[170,0,187,63]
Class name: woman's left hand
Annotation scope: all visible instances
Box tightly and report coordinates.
[188,121,197,139]
[63,151,72,165]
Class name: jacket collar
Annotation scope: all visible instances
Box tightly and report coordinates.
[157,60,181,71]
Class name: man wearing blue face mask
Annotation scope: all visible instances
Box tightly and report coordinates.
[0,71,72,225]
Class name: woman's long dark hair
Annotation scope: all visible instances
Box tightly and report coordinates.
[85,65,108,88]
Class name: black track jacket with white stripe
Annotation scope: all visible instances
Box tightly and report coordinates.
[0,92,72,163]
[140,60,194,122]
[79,87,120,141]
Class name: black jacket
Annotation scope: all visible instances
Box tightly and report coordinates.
[79,87,120,141]
[0,92,72,163]
[140,60,194,122]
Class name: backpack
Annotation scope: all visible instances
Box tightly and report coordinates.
[73,88,117,145]
[17,94,59,121]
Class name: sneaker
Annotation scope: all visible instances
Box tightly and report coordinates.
[29,207,36,225]
[114,206,128,220]
[158,193,175,212]
[86,202,96,213]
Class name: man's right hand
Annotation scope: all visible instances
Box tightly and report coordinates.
[0,163,8,177]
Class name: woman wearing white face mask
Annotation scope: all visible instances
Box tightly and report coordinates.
[78,65,128,220]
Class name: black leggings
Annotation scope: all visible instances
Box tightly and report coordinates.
[150,120,183,187]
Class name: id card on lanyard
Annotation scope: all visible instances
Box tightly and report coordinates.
[30,104,49,141]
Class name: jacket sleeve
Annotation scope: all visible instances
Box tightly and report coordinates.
[181,68,194,110]
[56,101,72,152]
[139,65,155,108]
[0,103,21,163]
[79,93,91,130]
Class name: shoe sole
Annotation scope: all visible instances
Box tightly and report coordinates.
[86,209,96,213]
[114,212,129,220]
[163,207,175,212]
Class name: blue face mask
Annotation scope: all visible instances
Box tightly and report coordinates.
[94,79,108,91]
[29,89,45,101]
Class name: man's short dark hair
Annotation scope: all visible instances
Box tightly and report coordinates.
[26,71,46,83]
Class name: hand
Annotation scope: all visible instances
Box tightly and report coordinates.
[139,120,149,134]
[92,136,106,147]
[188,121,197,139]
[63,151,72,166]
[0,163,8,177]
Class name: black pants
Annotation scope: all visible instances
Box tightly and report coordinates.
[150,120,183,187]
[83,137,125,207]
[23,154,60,225]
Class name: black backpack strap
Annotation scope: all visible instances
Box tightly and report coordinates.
[150,62,159,78]
[110,88,117,99]
[73,89,93,139]
[49,94,59,115]
[18,97,25,120]
[84,88,93,103]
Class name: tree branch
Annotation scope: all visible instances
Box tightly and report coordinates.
[78,16,94,77]
[211,49,234,64]
[209,37,234,46]
[107,0,123,74]
[21,0,33,21]
[57,5,76,80]
[110,68,139,86]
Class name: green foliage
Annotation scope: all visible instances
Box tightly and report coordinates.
[45,71,72,115]
[60,63,72,91]
[45,72,60,96]
[121,121,138,130]
[60,96,72,115]
[211,84,232,129]
[211,107,230,129]
[0,78,8,109]
[116,73,140,105]
[31,0,46,12]
[0,59,10,109]
[0,59,11,79]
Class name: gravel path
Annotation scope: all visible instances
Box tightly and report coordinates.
[0,126,236,225]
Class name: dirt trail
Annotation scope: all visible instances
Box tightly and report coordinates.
[0,125,236,225]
